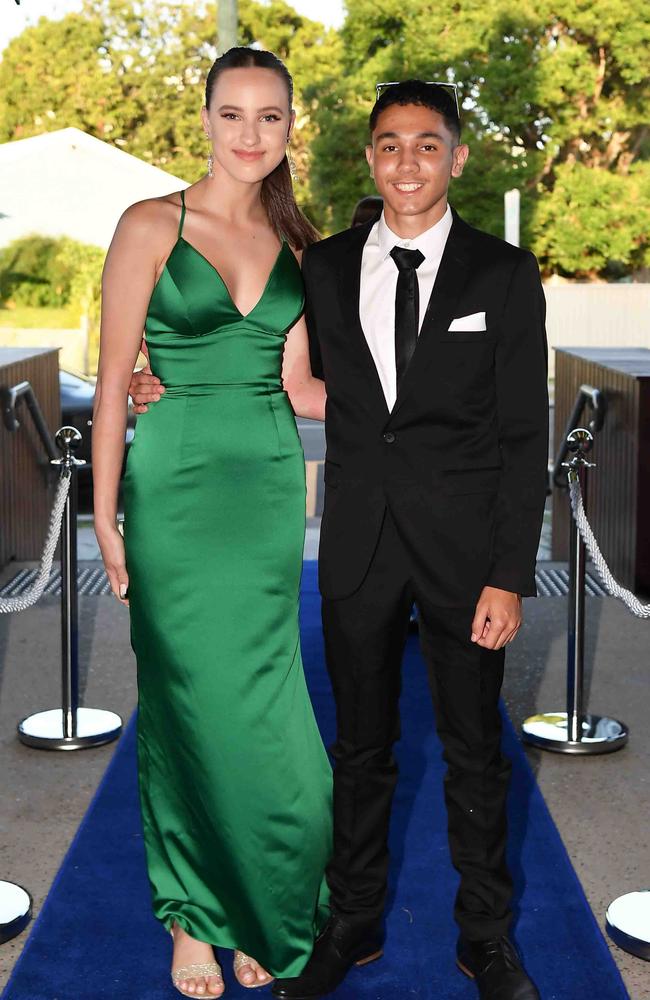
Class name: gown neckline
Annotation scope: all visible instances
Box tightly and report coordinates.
[170,237,288,320]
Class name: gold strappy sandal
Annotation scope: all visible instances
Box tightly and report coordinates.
[233,950,274,989]
[169,926,224,997]
[171,962,224,997]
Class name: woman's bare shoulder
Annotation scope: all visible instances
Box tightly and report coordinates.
[114,190,186,249]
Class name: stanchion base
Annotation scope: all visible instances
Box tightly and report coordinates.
[17,708,123,750]
[521,712,628,754]
[0,881,32,944]
[606,891,650,961]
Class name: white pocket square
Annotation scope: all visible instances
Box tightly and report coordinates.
[447,311,486,332]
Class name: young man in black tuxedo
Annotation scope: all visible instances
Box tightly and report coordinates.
[272,81,548,1000]
[129,80,548,1000]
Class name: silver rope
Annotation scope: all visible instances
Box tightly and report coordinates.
[0,472,71,614]
[569,476,650,618]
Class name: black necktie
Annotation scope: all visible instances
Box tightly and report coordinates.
[389,246,425,389]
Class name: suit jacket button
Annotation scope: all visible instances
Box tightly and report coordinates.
[383,431,396,444]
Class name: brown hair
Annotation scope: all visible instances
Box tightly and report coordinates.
[205,47,319,250]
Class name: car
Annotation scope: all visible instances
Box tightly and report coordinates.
[59,367,135,479]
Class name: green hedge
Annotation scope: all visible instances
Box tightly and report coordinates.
[0,235,104,311]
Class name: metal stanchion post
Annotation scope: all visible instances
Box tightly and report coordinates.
[522,428,628,754]
[566,454,587,744]
[0,881,32,944]
[17,427,123,750]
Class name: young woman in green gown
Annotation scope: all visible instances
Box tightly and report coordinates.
[93,48,332,998]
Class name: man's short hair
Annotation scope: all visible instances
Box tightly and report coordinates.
[369,80,461,142]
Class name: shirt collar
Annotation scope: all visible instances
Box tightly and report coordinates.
[377,203,453,261]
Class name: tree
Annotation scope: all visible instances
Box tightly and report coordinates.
[0,0,341,228]
[0,237,63,307]
[477,0,650,276]
[309,0,650,276]
[532,161,650,276]
[0,2,208,178]
[2,1,648,274]
[0,235,104,312]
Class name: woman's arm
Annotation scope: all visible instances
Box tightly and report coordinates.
[93,202,160,603]
[281,313,326,421]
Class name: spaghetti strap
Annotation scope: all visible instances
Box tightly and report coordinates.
[178,189,186,238]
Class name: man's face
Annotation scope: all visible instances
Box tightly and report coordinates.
[366,103,468,222]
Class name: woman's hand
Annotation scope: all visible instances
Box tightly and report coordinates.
[96,523,130,606]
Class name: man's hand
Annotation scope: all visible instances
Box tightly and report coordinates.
[471,586,522,650]
[128,339,165,413]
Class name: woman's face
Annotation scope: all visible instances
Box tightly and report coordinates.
[202,67,294,184]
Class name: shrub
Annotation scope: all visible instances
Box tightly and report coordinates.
[0,235,104,312]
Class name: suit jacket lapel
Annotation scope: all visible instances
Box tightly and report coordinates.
[338,222,390,419]
[389,210,474,422]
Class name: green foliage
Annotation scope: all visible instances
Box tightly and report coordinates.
[54,239,105,325]
[1,0,649,275]
[532,161,650,276]
[309,0,650,275]
[0,0,341,229]
[0,236,104,313]
[0,237,63,307]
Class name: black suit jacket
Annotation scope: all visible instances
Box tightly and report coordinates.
[302,208,549,606]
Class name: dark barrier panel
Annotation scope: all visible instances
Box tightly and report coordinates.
[553,347,650,593]
[0,347,61,570]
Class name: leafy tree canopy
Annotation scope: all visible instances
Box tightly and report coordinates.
[311,0,650,276]
[0,0,341,228]
[1,0,648,276]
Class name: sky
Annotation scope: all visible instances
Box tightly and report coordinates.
[0,0,346,52]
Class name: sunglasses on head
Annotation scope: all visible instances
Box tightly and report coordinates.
[375,81,460,118]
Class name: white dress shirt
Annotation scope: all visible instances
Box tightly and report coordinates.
[359,205,453,410]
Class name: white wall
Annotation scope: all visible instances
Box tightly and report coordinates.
[544,283,650,379]
[0,328,87,372]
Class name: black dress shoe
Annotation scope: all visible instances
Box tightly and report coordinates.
[457,936,540,1000]
[272,914,383,999]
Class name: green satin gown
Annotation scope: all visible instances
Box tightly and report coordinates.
[122,190,332,977]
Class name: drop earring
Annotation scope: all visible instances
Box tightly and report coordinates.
[287,138,298,181]
[204,130,214,178]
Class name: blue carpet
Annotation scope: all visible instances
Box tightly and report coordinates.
[2,563,628,1000]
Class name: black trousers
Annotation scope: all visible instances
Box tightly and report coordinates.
[321,510,513,941]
